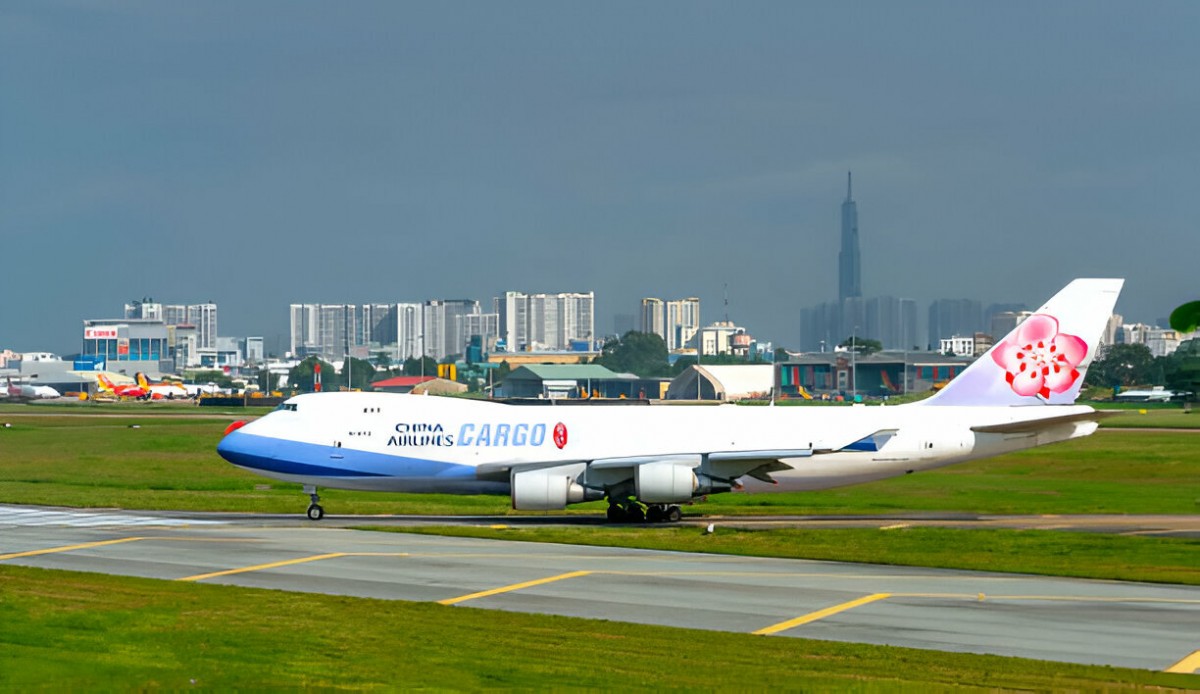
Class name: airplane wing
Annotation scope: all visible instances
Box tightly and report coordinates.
[474,429,887,489]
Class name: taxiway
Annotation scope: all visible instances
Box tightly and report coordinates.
[1,504,1198,673]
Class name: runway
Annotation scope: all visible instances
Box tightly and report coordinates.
[1,505,1198,673]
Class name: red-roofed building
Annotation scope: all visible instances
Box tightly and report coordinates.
[370,376,435,393]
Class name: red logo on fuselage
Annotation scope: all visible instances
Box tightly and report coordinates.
[553,422,568,449]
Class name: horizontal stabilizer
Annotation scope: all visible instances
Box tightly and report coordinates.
[744,461,793,484]
[971,410,1118,434]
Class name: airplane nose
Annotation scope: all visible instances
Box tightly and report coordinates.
[216,422,278,471]
[216,427,243,463]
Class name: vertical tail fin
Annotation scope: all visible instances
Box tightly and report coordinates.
[922,278,1123,406]
[136,372,150,388]
[96,374,114,391]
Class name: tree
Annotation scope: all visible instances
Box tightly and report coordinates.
[188,369,235,389]
[1163,338,1200,400]
[1170,301,1200,333]
[402,356,438,377]
[256,368,278,392]
[837,336,882,356]
[371,351,392,371]
[288,357,341,393]
[594,331,670,377]
[341,357,376,391]
[1084,343,1157,388]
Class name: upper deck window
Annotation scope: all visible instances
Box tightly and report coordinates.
[275,403,298,412]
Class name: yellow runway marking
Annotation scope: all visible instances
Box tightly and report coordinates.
[0,536,145,561]
[1166,650,1200,674]
[753,593,892,636]
[178,553,347,582]
[439,570,592,606]
[879,523,910,530]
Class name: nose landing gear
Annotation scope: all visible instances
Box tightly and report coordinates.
[304,485,324,521]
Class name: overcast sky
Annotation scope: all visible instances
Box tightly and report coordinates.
[2,1,1196,355]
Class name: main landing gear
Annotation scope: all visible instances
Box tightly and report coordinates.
[606,500,682,524]
[304,485,324,521]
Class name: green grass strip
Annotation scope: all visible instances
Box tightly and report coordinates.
[0,564,1194,691]
[374,526,1200,586]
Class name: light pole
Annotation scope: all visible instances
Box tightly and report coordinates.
[850,327,857,401]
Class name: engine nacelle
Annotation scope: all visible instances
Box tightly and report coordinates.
[511,466,588,510]
[635,462,698,503]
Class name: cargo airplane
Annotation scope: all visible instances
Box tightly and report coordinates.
[218,279,1123,521]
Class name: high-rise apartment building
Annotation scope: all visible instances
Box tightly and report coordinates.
[291,300,503,363]
[187,303,218,350]
[865,296,918,351]
[640,298,665,337]
[125,298,217,365]
[928,299,983,350]
[641,297,700,350]
[499,291,595,352]
[289,304,355,359]
[423,299,482,361]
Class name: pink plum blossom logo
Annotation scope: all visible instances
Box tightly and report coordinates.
[991,314,1088,400]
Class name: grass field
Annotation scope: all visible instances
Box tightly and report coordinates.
[381,525,1200,585]
[1,414,1195,516]
[1,564,1195,691]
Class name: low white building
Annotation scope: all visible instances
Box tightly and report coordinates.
[938,335,976,357]
[665,364,774,401]
[699,322,753,356]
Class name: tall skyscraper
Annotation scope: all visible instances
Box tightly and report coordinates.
[838,171,862,302]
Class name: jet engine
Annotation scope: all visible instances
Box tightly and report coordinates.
[511,466,594,510]
[634,461,698,503]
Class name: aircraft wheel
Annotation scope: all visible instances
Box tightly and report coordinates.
[665,506,683,523]
[645,505,664,523]
[306,504,325,521]
[626,505,646,523]
[606,505,625,522]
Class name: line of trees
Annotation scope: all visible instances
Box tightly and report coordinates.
[1084,341,1200,396]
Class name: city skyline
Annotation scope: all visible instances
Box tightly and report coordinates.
[3,3,1196,353]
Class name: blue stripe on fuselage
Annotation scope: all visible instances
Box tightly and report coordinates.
[217,430,475,480]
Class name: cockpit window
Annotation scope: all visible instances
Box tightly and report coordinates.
[275,403,298,412]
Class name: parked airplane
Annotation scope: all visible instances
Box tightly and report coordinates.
[96,374,149,400]
[219,278,1124,521]
[135,372,188,399]
[4,376,61,401]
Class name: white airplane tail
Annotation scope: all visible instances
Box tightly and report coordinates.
[922,278,1123,407]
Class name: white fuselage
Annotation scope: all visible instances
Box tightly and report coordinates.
[217,392,1099,496]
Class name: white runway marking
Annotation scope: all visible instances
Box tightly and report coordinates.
[0,505,224,527]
